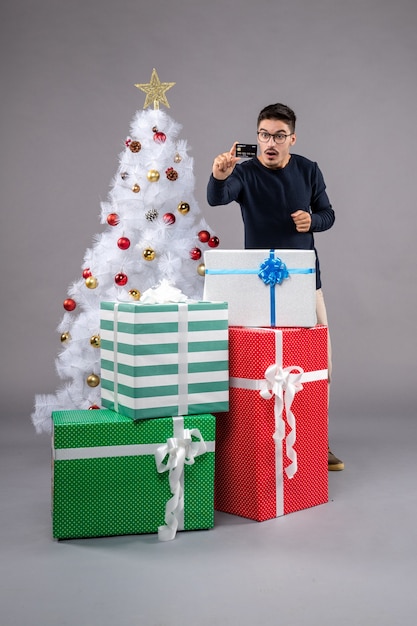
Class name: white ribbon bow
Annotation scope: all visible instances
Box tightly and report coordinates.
[155,428,207,541]
[259,364,304,478]
[140,278,189,304]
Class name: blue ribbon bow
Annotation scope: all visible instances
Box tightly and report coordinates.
[258,255,289,286]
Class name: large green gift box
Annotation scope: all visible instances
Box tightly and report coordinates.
[100,301,229,420]
[52,410,216,540]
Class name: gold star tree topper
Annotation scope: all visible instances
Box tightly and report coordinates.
[135,69,175,110]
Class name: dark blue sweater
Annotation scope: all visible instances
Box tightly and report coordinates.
[207,154,335,289]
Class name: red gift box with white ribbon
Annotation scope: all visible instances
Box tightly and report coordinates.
[214,325,328,521]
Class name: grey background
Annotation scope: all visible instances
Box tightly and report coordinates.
[1,2,417,625]
[1,0,416,423]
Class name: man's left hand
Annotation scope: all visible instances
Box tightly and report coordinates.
[291,210,312,233]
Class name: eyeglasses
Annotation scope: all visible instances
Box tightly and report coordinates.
[257,131,293,145]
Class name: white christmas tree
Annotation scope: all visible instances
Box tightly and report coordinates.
[32,69,220,434]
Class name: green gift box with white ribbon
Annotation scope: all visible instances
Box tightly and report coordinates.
[100,301,229,420]
[52,410,216,540]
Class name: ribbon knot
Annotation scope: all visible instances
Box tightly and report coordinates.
[155,427,207,541]
[258,255,289,286]
[260,364,304,478]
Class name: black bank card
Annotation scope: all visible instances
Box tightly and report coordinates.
[235,144,257,158]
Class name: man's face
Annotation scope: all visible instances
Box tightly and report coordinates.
[257,118,296,169]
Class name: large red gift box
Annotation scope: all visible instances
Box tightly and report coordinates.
[214,325,328,521]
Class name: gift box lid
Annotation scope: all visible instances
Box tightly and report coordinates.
[52,409,216,451]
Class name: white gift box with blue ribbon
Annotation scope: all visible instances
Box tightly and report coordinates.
[203,249,317,328]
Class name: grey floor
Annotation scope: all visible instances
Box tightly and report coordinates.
[2,410,416,626]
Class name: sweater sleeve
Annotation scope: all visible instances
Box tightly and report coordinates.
[207,173,243,206]
[309,163,335,232]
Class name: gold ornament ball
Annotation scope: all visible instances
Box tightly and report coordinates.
[90,334,101,348]
[143,247,156,261]
[60,331,71,343]
[147,169,160,182]
[87,374,100,388]
[85,276,98,289]
[129,289,141,300]
[174,153,182,163]
[132,183,141,193]
[177,201,190,214]
[197,263,206,277]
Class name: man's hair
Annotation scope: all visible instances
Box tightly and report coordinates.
[257,103,296,133]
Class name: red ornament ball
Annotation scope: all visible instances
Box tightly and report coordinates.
[153,131,167,143]
[88,405,101,410]
[63,298,76,311]
[107,213,120,226]
[82,268,92,279]
[117,237,131,250]
[163,212,176,225]
[190,247,202,260]
[208,236,220,248]
[114,272,128,286]
[198,230,210,243]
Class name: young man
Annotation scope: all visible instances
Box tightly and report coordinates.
[207,102,344,471]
